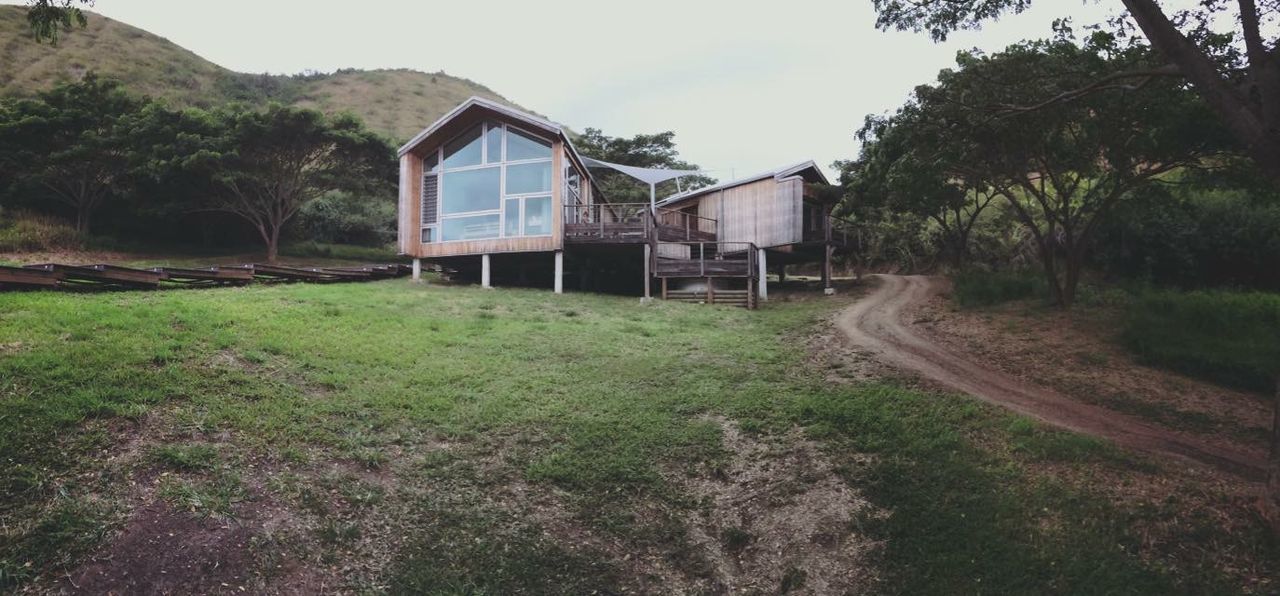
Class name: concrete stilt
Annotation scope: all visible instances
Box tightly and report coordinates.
[481,254,491,289]
[640,244,653,303]
[757,248,768,302]
[412,258,421,282]
[554,250,564,294]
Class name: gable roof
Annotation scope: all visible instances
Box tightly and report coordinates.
[398,96,602,198]
[656,160,830,207]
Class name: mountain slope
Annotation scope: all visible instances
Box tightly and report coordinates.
[0,5,518,141]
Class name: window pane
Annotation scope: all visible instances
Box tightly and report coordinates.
[441,214,500,241]
[442,125,483,169]
[424,151,440,173]
[504,199,520,236]
[506,161,551,195]
[523,196,552,236]
[506,128,552,161]
[485,125,503,163]
[441,167,500,214]
[421,227,434,243]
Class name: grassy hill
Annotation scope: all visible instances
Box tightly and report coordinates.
[0,5,518,141]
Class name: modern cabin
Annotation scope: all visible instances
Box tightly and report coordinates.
[397,97,849,307]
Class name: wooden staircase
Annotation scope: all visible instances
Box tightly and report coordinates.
[664,288,754,308]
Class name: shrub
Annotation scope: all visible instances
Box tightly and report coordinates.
[0,211,81,252]
[952,270,1046,307]
[1121,289,1280,393]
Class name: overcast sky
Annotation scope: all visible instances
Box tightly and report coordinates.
[11,0,1133,180]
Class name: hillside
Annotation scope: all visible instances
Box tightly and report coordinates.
[0,5,518,141]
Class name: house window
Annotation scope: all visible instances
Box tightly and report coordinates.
[429,122,555,242]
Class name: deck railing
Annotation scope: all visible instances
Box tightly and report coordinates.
[803,214,857,246]
[563,203,653,243]
[653,241,757,278]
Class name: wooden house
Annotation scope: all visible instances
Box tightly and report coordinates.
[397,98,848,307]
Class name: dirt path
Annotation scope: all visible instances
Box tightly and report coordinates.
[837,274,1266,480]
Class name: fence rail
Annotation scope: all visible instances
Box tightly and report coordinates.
[653,241,757,278]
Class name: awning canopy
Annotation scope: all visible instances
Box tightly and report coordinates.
[579,157,703,186]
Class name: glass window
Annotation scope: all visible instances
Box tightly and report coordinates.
[441,167,500,214]
[421,227,434,243]
[504,199,521,236]
[424,151,440,173]
[506,128,552,161]
[523,196,552,235]
[485,124,503,163]
[442,125,483,169]
[506,161,551,195]
[442,214,500,241]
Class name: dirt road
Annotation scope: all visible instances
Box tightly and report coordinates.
[837,274,1266,479]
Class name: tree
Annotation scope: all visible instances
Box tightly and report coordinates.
[845,109,997,269]
[871,0,1280,185]
[574,128,714,202]
[193,105,393,262]
[903,37,1223,306]
[0,73,144,234]
[872,0,1280,531]
[25,0,90,44]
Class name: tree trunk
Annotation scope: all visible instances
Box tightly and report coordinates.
[265,228,280,263]
[76,204,90,235]
[1266,376,1280,534]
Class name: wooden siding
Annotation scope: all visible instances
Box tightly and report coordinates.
[705,177,801,249]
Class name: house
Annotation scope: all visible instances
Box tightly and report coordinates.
[397,97,850,307]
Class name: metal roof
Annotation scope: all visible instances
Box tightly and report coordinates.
[656,160,830,207]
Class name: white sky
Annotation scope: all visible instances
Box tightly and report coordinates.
[9,0,1137,180]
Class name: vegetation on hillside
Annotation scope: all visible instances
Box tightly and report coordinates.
[0,5,516,142]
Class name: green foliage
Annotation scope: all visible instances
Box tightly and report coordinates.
[1122,289,1280,392]
[0,209,80,252]
[0,73,145,232]
[149,443,219,471]
[0,6,519,143]
[1093,183,1280,291]
[23,0,88,45]
[293,190,395,246]
[952,270,1046,307]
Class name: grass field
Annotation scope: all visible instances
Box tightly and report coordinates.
[0,279,1273,593]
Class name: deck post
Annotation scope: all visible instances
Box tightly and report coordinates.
[757,248,768,302]
[823,245,835,295]
[642,243,652,302]
[554,250,564,294]
[481,254,492,289]
[661,277,668,300]
[707,277,715,304]
[412,258,421,282]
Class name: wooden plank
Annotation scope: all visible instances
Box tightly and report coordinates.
[24,263,159,287]
[0,265,59,288]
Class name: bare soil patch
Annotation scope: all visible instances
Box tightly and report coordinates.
[677,416,884,595]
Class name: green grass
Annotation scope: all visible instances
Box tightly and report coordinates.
[1122,289,1280,393]
[0,280,1270,592]
[952,270,1047,307]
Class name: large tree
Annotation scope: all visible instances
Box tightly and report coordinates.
[872,0,1280,184]
[194,105,393,262]
[0,73,144,234]
[844,108,997,269]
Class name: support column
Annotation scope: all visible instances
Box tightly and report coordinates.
[757,248,768,302]
[554,250,564,294]
[412,258,421,282]
[641,244,653,303]
[778,265,786,285]
[823,245,835,295]
[481,254,492,289]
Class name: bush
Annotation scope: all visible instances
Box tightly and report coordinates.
[952,270,1046,307]
[1122,289,1280,393]
[0,211,81,252]
[293,190,395,247]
